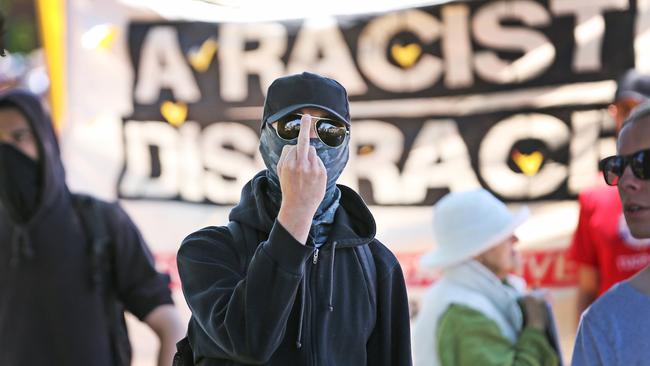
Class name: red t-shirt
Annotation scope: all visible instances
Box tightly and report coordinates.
[568,185,650,297]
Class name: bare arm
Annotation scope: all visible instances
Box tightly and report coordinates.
[143,304,185,366]
[575,265,599,326]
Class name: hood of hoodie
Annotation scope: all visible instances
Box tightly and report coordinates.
[0,89,67,226]
[0,90,70,267]
[229,171,376,249]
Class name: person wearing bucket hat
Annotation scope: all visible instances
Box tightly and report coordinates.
[412,189,559,366]
[177,72,411,366]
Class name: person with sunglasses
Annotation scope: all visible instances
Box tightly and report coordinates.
[566,69,650,326]
[177,72,412,366]
[572,102,650,366]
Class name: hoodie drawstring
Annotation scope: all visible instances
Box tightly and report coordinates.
[296,273,307,349]
[328,241,337,312]
[10,226,33,267]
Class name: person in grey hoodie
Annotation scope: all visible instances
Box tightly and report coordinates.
[177,72,412,366]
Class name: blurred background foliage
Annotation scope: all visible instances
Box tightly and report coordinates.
[1,0,39,53]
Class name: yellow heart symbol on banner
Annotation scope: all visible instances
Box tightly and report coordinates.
[188,38,219,72]
[82,24,118,50]
[97,27,118,50]
[391,43,422,68]
[512,150,544,177]
[160,101,188,127]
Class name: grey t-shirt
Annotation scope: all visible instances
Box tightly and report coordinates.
[572,281,650,366]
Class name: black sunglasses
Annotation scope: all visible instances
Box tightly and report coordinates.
[599,148,650,186]
[272,113,349,148]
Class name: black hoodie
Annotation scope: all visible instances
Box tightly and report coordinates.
[0,89,173,365]
[178,172,412,365]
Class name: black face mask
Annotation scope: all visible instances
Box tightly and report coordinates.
[0,143,41,223]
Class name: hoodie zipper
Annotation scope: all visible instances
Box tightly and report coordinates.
[313,248,319,264]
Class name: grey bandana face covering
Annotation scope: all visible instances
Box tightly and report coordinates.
[259,124,349,246]
[259,124,349,189]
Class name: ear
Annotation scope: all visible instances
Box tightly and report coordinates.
[608,104,618,119]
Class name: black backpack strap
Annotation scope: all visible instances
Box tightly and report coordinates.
[227,221,243,245]
[173,337,195,366]
[71,194,131,366]
[72,194,111,289]
[228,220,260,274]
[356,244,377,307]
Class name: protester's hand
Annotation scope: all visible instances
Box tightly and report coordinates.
[277,114,327,244]
[520,295,549,331]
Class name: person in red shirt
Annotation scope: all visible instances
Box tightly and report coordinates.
[568,69,650,323]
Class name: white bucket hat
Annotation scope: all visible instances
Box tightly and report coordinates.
[420,189,529,269]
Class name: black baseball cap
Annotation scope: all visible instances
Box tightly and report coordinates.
[261,72,350,129]
[614,69,650,102]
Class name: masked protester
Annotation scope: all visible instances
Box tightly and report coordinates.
[177,72,412,366]
[0,89,185,366]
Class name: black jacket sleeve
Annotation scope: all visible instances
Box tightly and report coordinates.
[366,256,413,366]
[177,220,314,364]
[108,203,174,320]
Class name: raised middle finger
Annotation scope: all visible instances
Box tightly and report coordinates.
[296,114,311,162]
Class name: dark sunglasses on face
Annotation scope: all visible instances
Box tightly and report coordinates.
[599,148,650,186]
[272,113,349,148]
